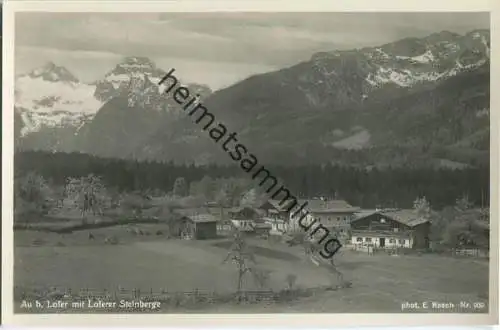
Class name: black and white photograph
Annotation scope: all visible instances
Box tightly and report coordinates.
[2,0,497,325]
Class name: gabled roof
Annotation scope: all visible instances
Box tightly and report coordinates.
[380,209,430,227]
[353,209,379,219]
[351,230,412,239]
[297,199,360,213]
[228,206,266,215]
[352,209,430,227]
[268,199,296,212]
[229,206,254,213]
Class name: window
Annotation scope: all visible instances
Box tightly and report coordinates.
[393,228,399,232]
[399,239,405,245]
[356,237,363,242]
[365,237,372,243]
[389,239,395,243]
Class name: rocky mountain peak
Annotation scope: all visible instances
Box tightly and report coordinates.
[94,56,213,110]
[303,29,490,100]
[94,56,164,105]
[108,56,161,78]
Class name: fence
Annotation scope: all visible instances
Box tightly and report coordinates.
[452,248,489,258]
[14,285,341,309]
[348,243,489,259]
[14,216,164,233]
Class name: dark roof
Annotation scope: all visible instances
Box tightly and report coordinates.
[297,199,360,213]
[351,230,412,239]
[228,206,265,215]
[353,209,379,219]
[352,209,430,227]
[228,206,248,213]
[380,209,430,227]
[268,199,295,212]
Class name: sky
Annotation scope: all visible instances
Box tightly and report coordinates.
[15,12,489,90]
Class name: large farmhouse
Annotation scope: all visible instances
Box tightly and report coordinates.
[288,199,361,236]
[350,209,431,249]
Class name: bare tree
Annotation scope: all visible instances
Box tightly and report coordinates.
[293,232,349,288]
[222,229,259,295]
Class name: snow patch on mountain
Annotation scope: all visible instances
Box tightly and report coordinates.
[396,49,435,63]
[18,109,95,136]
[15,63,103,136]
[16,76,101,115]
[366,66,448,88]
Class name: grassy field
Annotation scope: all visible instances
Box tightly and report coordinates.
[13,224,489,313]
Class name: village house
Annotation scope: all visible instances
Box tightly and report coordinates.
[258,200,292,235]
[288,198,361,237]
[350,209,431,249]
[228,206,271,234]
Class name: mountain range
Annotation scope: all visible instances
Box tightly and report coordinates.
[14,29,490,168]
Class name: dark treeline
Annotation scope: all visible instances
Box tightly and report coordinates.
[14,151,489,209]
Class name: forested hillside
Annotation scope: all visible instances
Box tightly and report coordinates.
[15,151,489,209]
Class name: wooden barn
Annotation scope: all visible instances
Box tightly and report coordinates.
[177,214,218,240]
[350,209,431,249]
[172,208,218,240]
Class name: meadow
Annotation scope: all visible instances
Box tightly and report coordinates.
[13,222,489,313]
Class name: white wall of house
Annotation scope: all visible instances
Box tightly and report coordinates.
[288,212,315,232]
[231,219,254,231]
[265,219,287,235]
[351,234,412,248]
[288,211,353,234]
